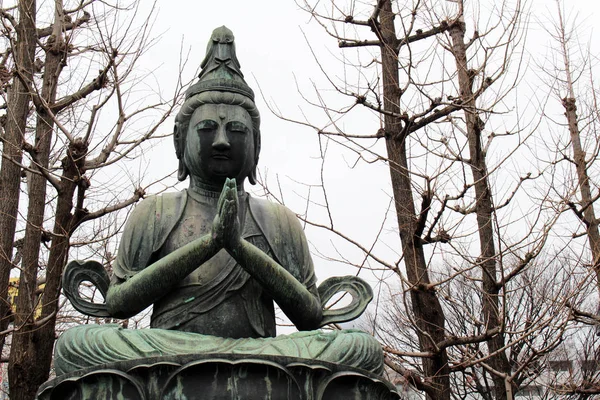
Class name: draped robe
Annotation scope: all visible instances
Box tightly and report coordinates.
[54,190,383,375]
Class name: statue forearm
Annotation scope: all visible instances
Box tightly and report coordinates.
[228,239,323,330]
[106,234,219,318]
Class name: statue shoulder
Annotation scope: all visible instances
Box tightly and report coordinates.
[127,191,187,225]
[248,196,316,286]
[248,196,303,234]
[127,195,157,221]
[113,191,188,280]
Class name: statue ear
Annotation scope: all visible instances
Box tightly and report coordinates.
[248,166,257,185]
[177,159,189,181]
[248,131,260,185]
[173,122,182,159]
[174,121,189,181]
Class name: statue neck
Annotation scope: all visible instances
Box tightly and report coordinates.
[188,177,246,200]
[187,177,249,226]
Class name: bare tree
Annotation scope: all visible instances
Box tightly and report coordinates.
[0,1,185,398]
[531,0,600,396]
[545,0,600,291]
[279,1,562,399]
[0,0,37,354]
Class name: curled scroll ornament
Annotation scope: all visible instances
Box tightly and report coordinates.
[317,276,373,327]
[62,260,110,317]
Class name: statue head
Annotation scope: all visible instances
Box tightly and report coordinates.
[174,26,261,186]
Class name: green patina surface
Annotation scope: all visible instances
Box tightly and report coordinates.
[55,26,383,384]
[39,355,400,400]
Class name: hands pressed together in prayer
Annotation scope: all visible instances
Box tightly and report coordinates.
[211,178,242,253]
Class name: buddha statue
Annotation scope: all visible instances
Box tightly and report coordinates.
[55,26,383,376]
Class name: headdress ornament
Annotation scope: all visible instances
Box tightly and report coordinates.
[185,26,255,101]
[174,26,261,184]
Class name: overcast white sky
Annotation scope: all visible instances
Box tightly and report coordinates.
[117,0,600,329]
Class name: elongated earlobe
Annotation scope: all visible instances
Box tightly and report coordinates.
[248,167,257,185]
[177,159,189,181]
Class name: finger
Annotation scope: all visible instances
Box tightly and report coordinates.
[222,199,233,218]
[225,184,234,200]
[231,184,239,208]
[227,178,236,190]
[222,200,235,230]
[224,185,238,214]
[228,189,238,214]
[217,184,229,212]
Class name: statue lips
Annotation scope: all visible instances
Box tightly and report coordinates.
[211,153,230,160]
[209,152,234,177]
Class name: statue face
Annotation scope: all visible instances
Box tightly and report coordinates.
[184,103,255,186]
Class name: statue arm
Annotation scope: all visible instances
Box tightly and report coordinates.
[216,179,323,330]
[107,236,220,319]
[106,196,220,319]
[230,239,323,331]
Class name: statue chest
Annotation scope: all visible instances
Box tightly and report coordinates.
[151,194,276,337]
[158,194,261,287]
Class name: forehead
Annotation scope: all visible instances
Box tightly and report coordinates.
[189,103,252,126]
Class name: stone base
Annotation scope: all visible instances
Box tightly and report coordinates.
[37,354,401,399]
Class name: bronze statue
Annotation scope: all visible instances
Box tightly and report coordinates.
[55,26,383,376]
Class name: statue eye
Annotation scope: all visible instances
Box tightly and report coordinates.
[196,120,218,133]
[228,121,249,134]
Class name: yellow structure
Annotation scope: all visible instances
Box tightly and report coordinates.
[8,277,45,319]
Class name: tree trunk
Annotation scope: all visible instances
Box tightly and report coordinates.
[556,11,600,288]
[10,139,86,400]
[8,3,65,398]
[563,97,600,285]
[378,2,451,399]
[448,14,512,400]
[0,0,37,349]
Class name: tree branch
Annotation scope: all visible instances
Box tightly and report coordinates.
[51,48,116,113]
[37,11,90,38]
[339,39,381,48]
[397,20,453,51]
[385,356,436,396]
[69,186,146,233]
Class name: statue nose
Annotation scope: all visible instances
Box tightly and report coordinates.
[212,127,231,150]
[214,43,230,63]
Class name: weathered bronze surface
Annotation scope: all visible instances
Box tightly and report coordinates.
[40,26,394,399]
[38,354,401,400]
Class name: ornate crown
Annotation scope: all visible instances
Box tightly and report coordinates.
[185,26,255,101]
